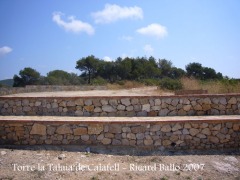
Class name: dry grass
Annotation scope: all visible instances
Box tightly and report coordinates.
[181,77,240,94]
[180,77,201,90]
[107,78,240,94]
[107,81,145,90]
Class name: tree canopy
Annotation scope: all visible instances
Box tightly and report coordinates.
[12,56,226,88]
[13,67,40,87]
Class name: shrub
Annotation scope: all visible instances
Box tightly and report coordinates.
[160,78,183,90]
[139,79,160,86]
[91,77,107,85]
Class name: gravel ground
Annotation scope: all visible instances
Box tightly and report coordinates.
[0,145,239,180]
[2,87,173,97]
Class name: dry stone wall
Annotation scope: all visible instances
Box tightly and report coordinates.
[1,94,240,116]
[0,119,239,149]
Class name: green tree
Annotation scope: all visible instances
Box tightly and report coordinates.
[169,67,186,79]
[76,55,100,84]
[158,59,173,77]
[13,67,40,87]
[186,62,203,79]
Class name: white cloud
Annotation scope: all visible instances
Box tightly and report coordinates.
[52,12,94,35]
[0,46,12,56]
[119,35,133,41]
[136,23,168,39]
[92,4,143,24]
[103,56,112,62]
[143,44,154,54]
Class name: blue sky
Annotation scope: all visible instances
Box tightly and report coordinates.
[0,0,240,80]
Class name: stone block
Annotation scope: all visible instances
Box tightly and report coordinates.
[97,134,104,140]
[101,138,111,145]
[73,127,87,135]
[94,107,102,113]
[85,99,92,106]
[105,133,114,138]
[162,140,172,146]
[131,126,146,133]
[35,101,41,106]
[127,133,136,140]
[84,105,94,112]
[201,128,211,135]
[144,139,153,146]
[81,135,89,141]
[67,101,75,107]
[189,128,200,136]
[136,133,144,140]
[121,98,131,106]
[154,139,161,146]
[117,104,125,111]
[100,99,108,105]
[209,136,219,143]
[30,123,46,136]
[158,109,169,116]
[183,105,191,111]
[109,99,118,106]
[233,123,239,131]
[75,99,84,106]
[172,123,182,131]
[88,124,103,134]
[154,99,161,106]
[122,127,131,133]
[126,106,134,111]
[148,111,158,116]
[131,98,139,105]
[112,139,121,145]
[161,125,171,132]
[102,105,116,112]
[122,139,129,145]
[150,125,160,132]
[212,124,221,131]
[108,124,121,133]
[228,97,237,104]
[56,125,72,134]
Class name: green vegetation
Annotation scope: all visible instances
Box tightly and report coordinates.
[7,55,239,93]
[0,79,14,87]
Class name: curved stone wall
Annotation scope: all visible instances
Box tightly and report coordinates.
[0,94,240,116]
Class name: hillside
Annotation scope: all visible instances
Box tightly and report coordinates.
[0,79,13,87]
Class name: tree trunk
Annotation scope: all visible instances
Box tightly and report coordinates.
[88,71,91,84]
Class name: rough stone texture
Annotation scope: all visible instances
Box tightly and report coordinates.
[172,123,182,131]
[30,123,46,135]
[142,104,150,112]
[121,98,131,106]
[1,95,240,117]
[73,127,87,135]
[56,125,72,134]
[102,105,116,113]
[102,138,111,145]
[108,124,122,133]
[161,125,171,132]
[88,124,103,135]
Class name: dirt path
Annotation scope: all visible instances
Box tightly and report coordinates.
[2,87,174,97]
[0,145,239,180]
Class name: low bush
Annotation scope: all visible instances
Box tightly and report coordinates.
[160,78,183,90]
[91,77,107,85]
[139,79,160,86]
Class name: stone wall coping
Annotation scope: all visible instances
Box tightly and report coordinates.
[0,115,239,124]
[1,93,240,99]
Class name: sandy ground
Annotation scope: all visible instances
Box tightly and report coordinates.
[0,145,239,180]
[2,87,174,97]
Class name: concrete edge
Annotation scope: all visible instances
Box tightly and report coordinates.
[0,115,240,124]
